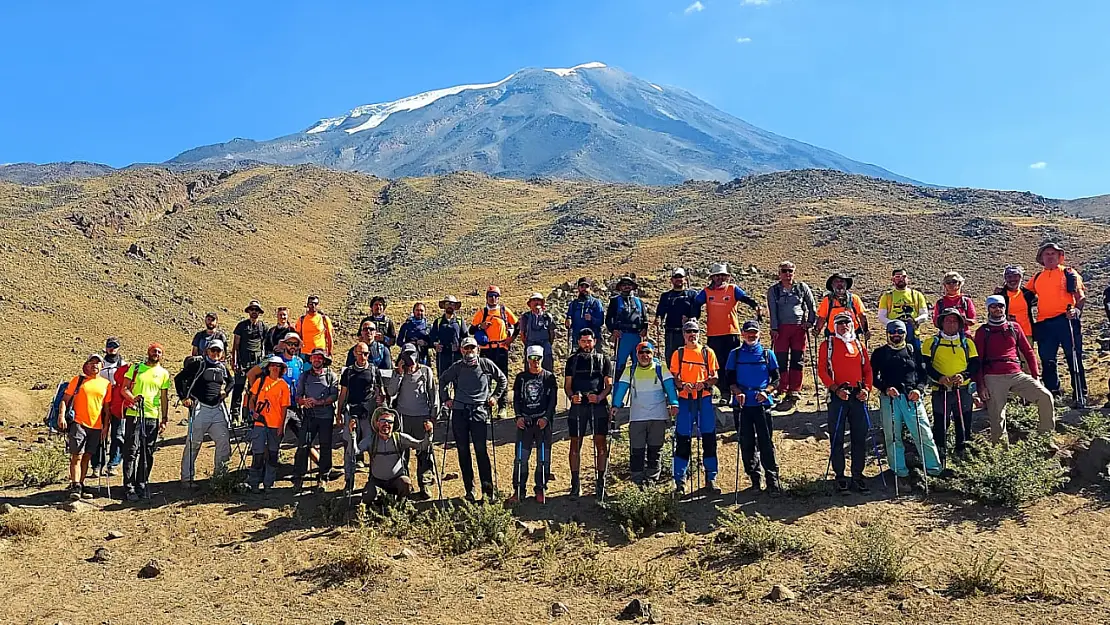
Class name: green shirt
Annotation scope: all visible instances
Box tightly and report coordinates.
[878,288,927,322]
[126,363,171,420]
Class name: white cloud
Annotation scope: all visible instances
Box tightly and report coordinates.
[736,36,753,43]
[684,1,704,14]
[1029,161,1048,170]
[741,0,770,5]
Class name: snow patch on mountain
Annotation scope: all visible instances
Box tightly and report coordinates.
[543,61,607,77]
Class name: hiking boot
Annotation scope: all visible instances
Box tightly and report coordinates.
[106,466,119,477]
[67,483,81,501]
[745,474,762,493]
[411,490,431,502]
[464,489,477,503]
[569,476,581,500]
[595,473,607,500]
[776,396,797,412]
[80,485,94,500]
[89,468,100,479]
[503,494,520,507]
[126,490,140,502]
[481,483,496,502]
[674,480,687,497]
[315,480,326,494]
[535,489,546,504]
[705,479,722,496]
[766,477,782,497]
[836,478,849,493]
[851,478,870,494]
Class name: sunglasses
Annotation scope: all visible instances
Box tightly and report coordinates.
[207,347,223,353]
[355,350,370,355]
[637,350,653,354]
[888,330,906,335]
[461,346,477,351]
[377,419,394,425]
[780,268,794,273]
[285,341,301,347]
[944,280,959,285]
[684,330,699,335]
[527,355,542,361]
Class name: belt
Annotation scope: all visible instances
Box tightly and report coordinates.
[482,341,508,349]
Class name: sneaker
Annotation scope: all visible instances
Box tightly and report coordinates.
[595,475,607,500]
[411,490,431,502]
[766,479,782,497]
[67,483,81,501]
[569,479,581,500]
[745,475,762,493]
[776,396,797,412]
[126,491,140,502]
[481,484,496,501]
[836,478,849,493]
[705,479,722,496]
[851,478,871,494]
[464,490,478,503]
[88,468,100,479]
[106,466,119,477]
[78,484,94,500]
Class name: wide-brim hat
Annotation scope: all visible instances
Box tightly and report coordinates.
[279,332,301,344]
[708,262,731,277]
[938,307,967,324]
[1036,242,1064,266]
[307,348,332,366]
[262,355,287,370]
[616,276,638,289]
[244,300,265,314]
[527,292,546,304]
[826,273,853,292]
[438,295,460,310]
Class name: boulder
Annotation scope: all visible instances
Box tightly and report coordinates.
[551,602,569,617]
[393,548,416,560]
[88,547,111,563]
[765,584,796,602]
[138,559,164,579]
[618,598,652,621]
[1072,437,1110,483]
[0,503,15,515]
[106,530,125,540]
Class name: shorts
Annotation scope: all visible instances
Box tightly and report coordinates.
[568,403,610,438]
[67,421,102,456]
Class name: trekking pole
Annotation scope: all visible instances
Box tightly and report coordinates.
[539,432,548,504]
[733,407,741,505]
[822,403,845,484]
[513,435,524,501]
[911,397,929,496]
[954,385,966,456]
[1065,305,1085,407]
[436,406,450,507]
[941,388,949,471]
[887,397,898,497]
[138,397,148,500]
[99,436,110,499]
[693,395,702,493]
[600,419,614,504]
[807,336,822,414]
[488,414,499,499]
[863,401,887,491]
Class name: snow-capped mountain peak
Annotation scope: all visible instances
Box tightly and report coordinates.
[543,61,607,77]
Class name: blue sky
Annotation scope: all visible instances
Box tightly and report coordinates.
[1,0,1106,198]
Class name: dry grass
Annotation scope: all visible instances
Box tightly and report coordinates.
[0,509,46,538]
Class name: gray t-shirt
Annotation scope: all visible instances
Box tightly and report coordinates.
[386,364,438,417]
[357,431,432,481]
[766,282,817,330]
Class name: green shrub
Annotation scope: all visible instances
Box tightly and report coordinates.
[0,509,46,538]
[19,442,67,487]
[941,435,1068,508]
[330,507,392,589]
[206,465,247,498]
[780,473,832,498]
[1004,399,1041,437]
[947,552,1006,597]
[713,509,812,560]
[603,484,679,538]
[421,501,520,556]
[1074,411,1110,442]
[840,522,913,585]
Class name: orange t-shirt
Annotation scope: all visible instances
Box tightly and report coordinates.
[700,284,745,336]
[66,375,112,429]
[816,293,866,329]
[471,305,518,347]
[1028,267,1084,321]
[1004,288,1033,338]
[668,343,720,399]
[252,376,291,430]
[296,312,333,354]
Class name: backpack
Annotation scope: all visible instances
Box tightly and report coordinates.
[45,378,83,430]
[820,293,864,332]
[929,333,971,362]
[824,336,866,380]
[675,346,711,396]
[771,282,814,315]
[476,305,510,345]
[1028,266,1080,295]
[628,360,668,392]
[981,322,1022,366]
[935,295,973,322]
[108,363,133,418]
[612,295,645,329]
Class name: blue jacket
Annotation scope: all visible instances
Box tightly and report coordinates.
[566,295,605,338]
[724,342,779,407]
[606,295,648,333]
[431,315,466,351]
[398,316,432,347]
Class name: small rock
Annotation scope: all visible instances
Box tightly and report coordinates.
[88,547,112,563]
[253,509,274,520]
[31,382,49,391]
[138,559,164,579]
[62,501,93,513]
[106,530,125,540]
[0,503,15,514]
[443,472,460,481]
[653,531,666,539]
[765,584,796,602]
[393,548,416,560]
[551,602,569,617]
[618,598,652,620]
[36,436,47,444]
[333,620,346,625]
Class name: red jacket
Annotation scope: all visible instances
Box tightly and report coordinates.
[818,336,873,391]
[107,363,133,419]
[973,322,1039,383]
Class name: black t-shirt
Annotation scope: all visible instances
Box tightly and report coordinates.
[233,319,268,365]
[265,325,293,355]
[513,369,558,419]
[192,329,228,354]
[176,357,232,406]
[563,351,612,395]
[340,364,380,414]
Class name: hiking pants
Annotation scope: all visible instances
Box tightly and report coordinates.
[629,419,667,484]
[613,331,642,380]
[673,394,717,483]
[247,425,281,489]
[340,410,371,485]
[878,395,941,477]
[123,417,159,495]
[772,324,807,394]
[526,341,554,373]
[931,387,972,464]
[734,405,779,481]
[663,328,684,366]
[482,347,510,408]
[436,349,461,379]
[293,416,334,482]
[983,373,1054,443]
[400,414,434,489]
[92,416,125,471]
[1035,314,1087,398]
[513,420,552,495]
[364,475,412,503]
[451,405,493,493]
[707,334,741,399]
[827,395,868,480]
[181,402,232,482]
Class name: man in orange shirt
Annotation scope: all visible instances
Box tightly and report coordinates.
[470,285,517,416]
[692,263,761,404]
[1027,242,1087,406]
[669,320,721,496]
[59,354,113,500]
[296,295,334,357]
[817,312,873,493]
[993,265,1037,373]
[814,273,869,340]
[247,356,292,493]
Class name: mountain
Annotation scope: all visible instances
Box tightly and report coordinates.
[169,62,914,185]
[0,161,115,184]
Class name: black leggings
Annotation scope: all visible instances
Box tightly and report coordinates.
[451,406,493,492]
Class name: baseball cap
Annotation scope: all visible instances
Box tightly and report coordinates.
[206,338,226,351]
[886,320,907,334]
[86,353,104,363]
[526,345,544,359]
[461,336,479,349]
[105,337,121,349]
[742,320,760,332]
[672,268,686,278]
[682,320,700,332]
[985,294,1006,308]
[636,341,654,353]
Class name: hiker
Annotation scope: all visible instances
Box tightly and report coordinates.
[508,345,559,504]
[386,343,440,500]
[292,348,340,493]
[397,302,433,366]
[766,261,817,411]
[566,277,605,353]
[439,336,508,502]
[518,292,556,372]
[974,295,1055,443]
[563,328,615,499]
[932,271,977,330]
[348,318,393,370]
[1027,242,1088,406]
[432,295,467,375]
[877,268,929,352]
[191,312,228,357]
[120,343,172,501]
[366,296,398,350]
[296,295,334,357]
[870,320,942,482]
[669,320,721,495]
[230,300,268,425]
[337,341,385,490]
[654,268,700,364]
[817,312,874,493]
[264,306,295,354]
[58,354,112,500]
[693,262,761,403]
[612,341,678,486]
[175,339,234,488]
[354,407,433,505]
[725,320,781,494]
[246,356,292,493]
[469,285,516,417]
[993,266,1037,346]
[246,333,313,471]
[90,337,128,479]
[814,273,869,341]
[922,308,981,464]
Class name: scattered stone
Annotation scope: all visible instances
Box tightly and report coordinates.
[551,602,569,617]
[618,598,652,620]
[393,548,416,560]
[333,620,346,625]
[138,559,164,579]
[912,583,937,596]
[765,584,796,602]
[106,530,125,540]
[62,501,93,513]
[0,503,15,514]
[88,547,112,563]
[516,520,548,539]
[443,472,460,481]
[31,382,50,391]
[653,531,666,539]
[1072,437,1110,482]
[36,436,47,444]
[253,509,274,521]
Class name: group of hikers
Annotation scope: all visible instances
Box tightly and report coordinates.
[54,241,1107,506]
